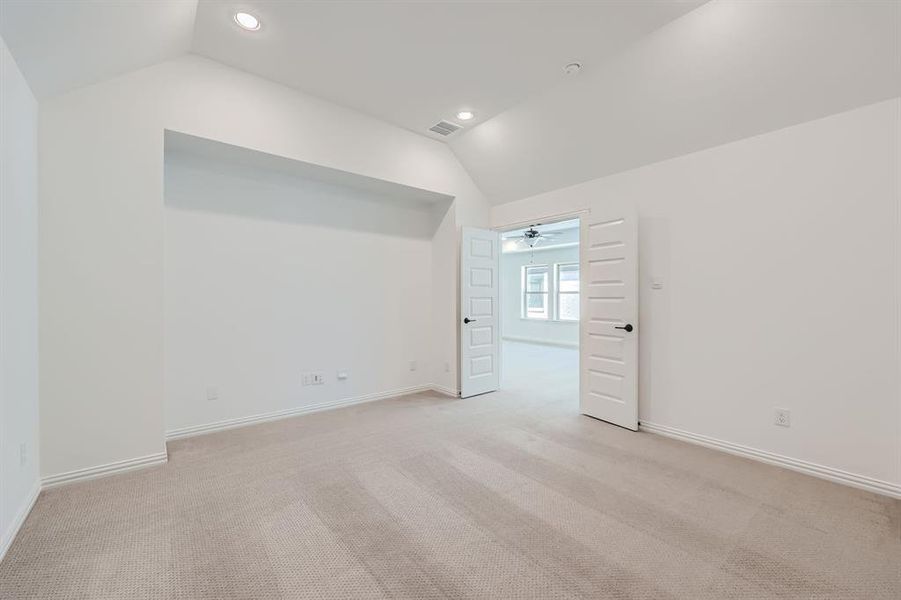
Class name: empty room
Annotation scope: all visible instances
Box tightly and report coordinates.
[498,219,581,402]
[0,1,899,599]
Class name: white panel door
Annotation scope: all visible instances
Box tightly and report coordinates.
[581,200,638,430]
[460,227,500,398]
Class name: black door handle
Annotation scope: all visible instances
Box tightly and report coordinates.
[464,317,476,324]
[614,323,634,332]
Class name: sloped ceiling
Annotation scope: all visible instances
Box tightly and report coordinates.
[1,1,898,207]
[449,0,901,203]
[0,0,702,130]
[190,0,704,138]
[0,0,196,98]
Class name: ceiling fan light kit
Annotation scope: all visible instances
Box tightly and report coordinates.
[506,224,559,262]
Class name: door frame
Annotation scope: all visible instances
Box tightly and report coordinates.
[491,210,589,396]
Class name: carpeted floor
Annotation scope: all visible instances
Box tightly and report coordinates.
[1,344,899,598]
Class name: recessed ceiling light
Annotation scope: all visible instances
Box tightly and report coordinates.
[234,12,261,31]
[563,62,582,75]
[456,110,474,121]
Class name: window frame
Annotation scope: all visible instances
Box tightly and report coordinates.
[521,264,550,320]
[554,262,580,321]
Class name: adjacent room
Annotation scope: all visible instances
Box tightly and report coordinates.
[499,220,580,403]
[1,1,899,599]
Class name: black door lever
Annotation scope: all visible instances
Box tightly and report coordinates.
[614,324,634,332]
[464,317,476,324]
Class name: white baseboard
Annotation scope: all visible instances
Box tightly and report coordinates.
[0,481,41,563]
[41,451,168,489]
[639,421,901,499]
[503,335,578,349]
[34,385,455,494]
[166,384,451,441]
[430,384,460,398]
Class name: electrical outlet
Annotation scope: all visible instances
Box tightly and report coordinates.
[409,360,417,372]
[303,372,326,385]
[206,387,218,402]
[336,371,348,381]
[774,408,791,428]
[19,442,27,467]
[444,361,450,373]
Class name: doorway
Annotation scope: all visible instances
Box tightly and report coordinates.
[498,218,580,405]
[461,203,637,429]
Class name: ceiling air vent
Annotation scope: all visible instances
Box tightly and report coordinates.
[429,120,461,136]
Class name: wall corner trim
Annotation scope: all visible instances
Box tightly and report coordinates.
[639,421,901,499]
[0,481,41,563]
[41,452,169,490]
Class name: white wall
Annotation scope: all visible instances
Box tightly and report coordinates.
[501,245,579,347]
[39,55,488,480]
[0,37,40,557]
[492,98,901,490]
[164,151,440,433]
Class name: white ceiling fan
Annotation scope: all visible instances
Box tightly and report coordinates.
[503,225,561,263]
[507,225,559,249]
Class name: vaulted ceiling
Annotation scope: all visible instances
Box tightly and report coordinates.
[1,1,898,205]
[449,0,901,202]
[189,0,704,137]
[0,0,702,133]
[0,0,197,98]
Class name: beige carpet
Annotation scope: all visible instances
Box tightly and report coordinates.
[1,359,899,598]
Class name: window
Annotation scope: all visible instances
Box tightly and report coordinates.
[522,265,549,319]
[521,262,580,321]
[556,263,580,321]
